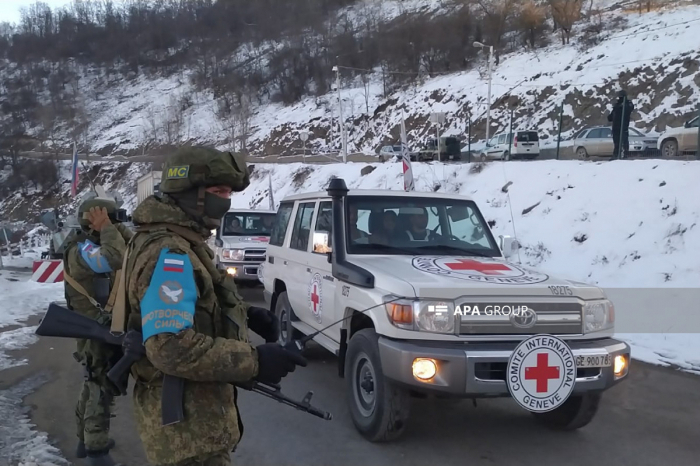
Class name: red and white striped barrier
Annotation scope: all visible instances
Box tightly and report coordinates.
[32,260,64,283]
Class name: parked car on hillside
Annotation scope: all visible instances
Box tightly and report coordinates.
[657,116,699,157]
[571,126,656,158]
[479,130,540,161]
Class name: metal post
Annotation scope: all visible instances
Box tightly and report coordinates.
[507,107,514,160]
[436,123,441,162]
[485,46,493,144]
[468,116,472,163]
[335,66,347,163]
[556,101,564,160]
[697,105,700,160]
[618,96,627,160]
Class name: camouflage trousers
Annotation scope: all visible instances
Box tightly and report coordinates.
[158,450,231,466]
[75,379,115,452]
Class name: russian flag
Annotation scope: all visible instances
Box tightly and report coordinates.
[70,142,79,197]
[164,258,184,273]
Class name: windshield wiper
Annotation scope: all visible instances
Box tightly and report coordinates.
[413,244,495,257]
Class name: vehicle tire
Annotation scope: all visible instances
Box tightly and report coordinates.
[531,392,602,431]
[345,329,411,442]
[479,153,487,162]
[503,151,510,161]
[576,147,588,159]
[661,139,678,158]
[274,291,303,345]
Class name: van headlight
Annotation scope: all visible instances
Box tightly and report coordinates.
[384,296,455,334]
[222,249,245,261]
[583,300,615,333]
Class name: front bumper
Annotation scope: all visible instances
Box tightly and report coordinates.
[220,261,261,281]
[378,337,630,397]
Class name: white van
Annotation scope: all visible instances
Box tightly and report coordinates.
[479,130,540,161]
[211,208,277,283]
[261,179,630,442]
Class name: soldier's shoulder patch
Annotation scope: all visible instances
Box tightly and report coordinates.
[140,249,197,342]
[165,165,190,179]
[78,240,113,274]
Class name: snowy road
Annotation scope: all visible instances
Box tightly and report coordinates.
[1,284,700,466]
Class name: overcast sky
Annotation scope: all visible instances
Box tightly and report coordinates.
[0,1,73,25]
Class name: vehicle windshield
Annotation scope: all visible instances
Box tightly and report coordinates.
[222,212,276,236]
[345,196,500,256]
[629,128,644,137]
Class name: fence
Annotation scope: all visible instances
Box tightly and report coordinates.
[0,234,51,260]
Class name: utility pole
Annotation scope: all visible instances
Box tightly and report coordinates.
[474,42,494,143]
[333,65,347,163]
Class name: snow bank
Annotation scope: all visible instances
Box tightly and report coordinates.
[0,271,63,329]
[237,158,700,372]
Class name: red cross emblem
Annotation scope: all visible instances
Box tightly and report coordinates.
[403,160,409,173]
[311,283,320,314]
[444,259,511,275]
[525,353,560,393]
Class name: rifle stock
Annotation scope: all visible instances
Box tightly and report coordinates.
[35,302,331,424]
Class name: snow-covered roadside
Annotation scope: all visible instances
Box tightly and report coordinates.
[0,271,67,466]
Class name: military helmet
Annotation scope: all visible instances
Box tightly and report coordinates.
[76,189,123,228]
[159,146,250,194]
[77,197,118,228]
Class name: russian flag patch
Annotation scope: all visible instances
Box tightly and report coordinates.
[163,258,184,273]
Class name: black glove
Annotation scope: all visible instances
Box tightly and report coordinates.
[255,343,308,385]
[247,306,280,343]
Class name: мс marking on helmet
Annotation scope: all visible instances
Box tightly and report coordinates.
[166,166,190,179]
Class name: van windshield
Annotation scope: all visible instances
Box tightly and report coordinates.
[345,196,500,256]
[222,212,276,236]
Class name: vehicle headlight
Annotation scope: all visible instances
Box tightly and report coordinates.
[222,249,245,261]
[583,300,615,333]
[384,296,455,334]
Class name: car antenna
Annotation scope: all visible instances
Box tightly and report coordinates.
[288,297,405,352]
[500,155,522,264]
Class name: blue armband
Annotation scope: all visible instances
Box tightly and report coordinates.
[140,249,197,342]
[78,240,113,274]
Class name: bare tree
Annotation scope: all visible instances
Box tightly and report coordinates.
[518,0,548,48]
[474,0,520,49]
[549,0,582,45]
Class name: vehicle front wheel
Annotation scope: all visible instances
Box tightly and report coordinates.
[531,392,601,431]
[661,139,678,158]
[345,329,411,442]
[274,291,304,345]
[576,147,588,159]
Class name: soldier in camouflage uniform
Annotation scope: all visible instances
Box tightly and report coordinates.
[122,146,307,466]
[63,193,134,466]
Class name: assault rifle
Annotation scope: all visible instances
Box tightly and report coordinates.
[35,302,332,425]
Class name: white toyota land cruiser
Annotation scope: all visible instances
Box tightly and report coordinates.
[211,208,276,283]
[261,178,630,442]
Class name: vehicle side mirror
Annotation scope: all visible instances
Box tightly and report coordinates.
[313,231,332,254]
[499,235,520,259]
[447,206,469,222]
[215,238,223,247]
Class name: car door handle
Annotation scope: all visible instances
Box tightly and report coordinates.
[306,267,312,273]
[283,260,288,265]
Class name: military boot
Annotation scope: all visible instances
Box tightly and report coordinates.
[85,450,124,466]
[76,439,115,458]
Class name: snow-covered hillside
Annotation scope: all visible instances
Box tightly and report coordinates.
[237,158,700,373]
[11,1,697,156]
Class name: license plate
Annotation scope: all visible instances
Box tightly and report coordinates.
[576,354,611,368]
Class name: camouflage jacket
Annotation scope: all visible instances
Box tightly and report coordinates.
[64,222,134,319]
[63,222,133,387]
[124,195,259,465]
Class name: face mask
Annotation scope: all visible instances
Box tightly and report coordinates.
[202,191,231,228]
